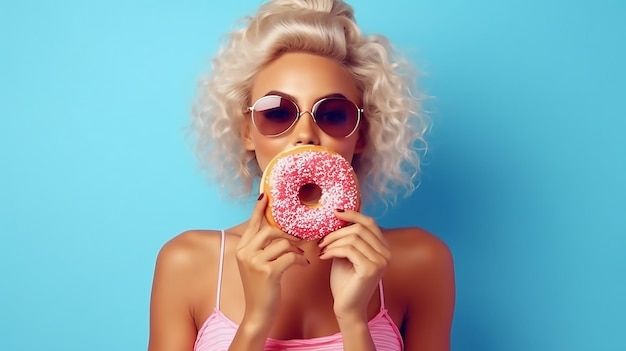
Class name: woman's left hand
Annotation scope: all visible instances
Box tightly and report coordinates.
[318,210,391,322]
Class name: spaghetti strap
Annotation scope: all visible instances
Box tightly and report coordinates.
[215,230,226,310]
[378,280,386,311]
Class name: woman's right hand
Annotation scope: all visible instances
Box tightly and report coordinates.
[234,193,308,335]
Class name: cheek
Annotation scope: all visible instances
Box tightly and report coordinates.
[331,142,358,164]
[252,139,283,171]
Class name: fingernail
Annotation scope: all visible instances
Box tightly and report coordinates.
[336,208,345,212]
[257,193,264,201]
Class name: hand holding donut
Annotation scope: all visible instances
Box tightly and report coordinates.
[318,210,391,321]
[257,146,387,321]
[235,194,309,332]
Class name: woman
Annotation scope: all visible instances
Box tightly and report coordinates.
[148,1,455,350]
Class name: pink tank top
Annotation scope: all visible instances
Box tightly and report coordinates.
[193,230,404,351]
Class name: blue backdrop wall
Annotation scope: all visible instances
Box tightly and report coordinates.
[1,1,624,350]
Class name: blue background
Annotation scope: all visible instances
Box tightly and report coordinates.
[1,1,625,350]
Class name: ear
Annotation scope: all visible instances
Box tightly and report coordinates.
[242,118,256,151]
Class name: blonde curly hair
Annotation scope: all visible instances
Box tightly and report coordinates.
[192,0,428,205]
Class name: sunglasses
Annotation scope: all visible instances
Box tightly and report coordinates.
[247,95,363,138]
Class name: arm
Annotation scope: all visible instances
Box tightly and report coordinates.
[148,234,200,351]
[400,231,455,351]
[229,194,308,351]
[319,211,391,351]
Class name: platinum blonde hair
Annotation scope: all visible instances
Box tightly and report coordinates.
[192,0,428,205]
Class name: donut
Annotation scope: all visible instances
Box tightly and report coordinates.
[259,145,361,240]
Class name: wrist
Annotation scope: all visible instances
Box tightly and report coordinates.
[334,302,368,323]
[239,312,274,335]
[229,317,273,351]
[336,317,376,351]
[335,311,369,330]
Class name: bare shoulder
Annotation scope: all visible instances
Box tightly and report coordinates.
[155,230,222,273]
[384,227,453,272]
[151,229,231,311]
[380,227,455,349]
[148,230,226,350]
[382,227,455,303]
[381,228,455,349]
[158,229,223,258]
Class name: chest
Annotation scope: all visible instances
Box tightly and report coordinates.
[195,270,404,340]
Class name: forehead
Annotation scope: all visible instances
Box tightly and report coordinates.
[250,52,361,104]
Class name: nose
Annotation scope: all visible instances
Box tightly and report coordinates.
[292,111,320,145]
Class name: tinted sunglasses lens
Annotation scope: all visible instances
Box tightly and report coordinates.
[314,99,359,138]
[252,96,298,136]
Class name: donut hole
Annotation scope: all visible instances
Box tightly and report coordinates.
[298,183,322,207]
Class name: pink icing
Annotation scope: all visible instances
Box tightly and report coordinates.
[267,149,360,240]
